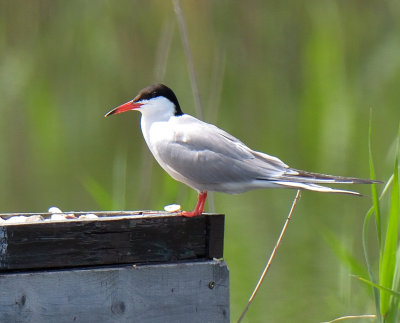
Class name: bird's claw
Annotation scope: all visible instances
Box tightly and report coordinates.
[180,210,203,217]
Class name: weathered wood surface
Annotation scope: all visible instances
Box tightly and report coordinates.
[0,212,224,271]
[0,260,229,323]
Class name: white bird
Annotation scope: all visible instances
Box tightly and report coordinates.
[105,83,376,217]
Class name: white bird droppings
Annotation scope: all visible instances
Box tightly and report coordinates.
[0,207,131,225]
[26,215,44,223]
[78,214,98,219]
[50,213,65,221]
[5,216,27,224]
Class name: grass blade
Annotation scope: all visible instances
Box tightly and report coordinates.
[356,276,400,299]
[368,111,381,247]
[379,135,399,317]
[363,207,382,322]
[323,229,368,279]
[363,115,382,321]
[82,176,115,210]
[173,0,204,119]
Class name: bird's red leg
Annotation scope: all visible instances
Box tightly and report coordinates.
[181,191,208,217]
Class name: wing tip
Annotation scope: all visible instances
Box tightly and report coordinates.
[273,181,363,196]
[289,169,381,185]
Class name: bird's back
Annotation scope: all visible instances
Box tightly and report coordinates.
[147,114,293,193]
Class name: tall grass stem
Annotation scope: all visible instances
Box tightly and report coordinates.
[237,190,301,323]
[172,0,203,119]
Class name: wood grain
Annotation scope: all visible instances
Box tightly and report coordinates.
[0,260,229,323]
[0,212,225,271]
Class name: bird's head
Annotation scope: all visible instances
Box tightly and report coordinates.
[105,83,183,118]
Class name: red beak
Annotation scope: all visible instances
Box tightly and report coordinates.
[105,100,143,117]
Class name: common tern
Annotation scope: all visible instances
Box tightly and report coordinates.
[105,83,376,217]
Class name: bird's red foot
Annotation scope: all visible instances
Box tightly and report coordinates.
[180,191,208,217]
[180,210,202,217]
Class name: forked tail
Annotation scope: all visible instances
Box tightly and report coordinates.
[275,169,380,196]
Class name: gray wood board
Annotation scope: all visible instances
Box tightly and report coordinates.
[0,260,229,323]
[0,213,225,271]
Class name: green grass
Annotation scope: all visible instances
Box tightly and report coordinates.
[367,122,400,322]
[374,125,400,322]
[327,123,400,322]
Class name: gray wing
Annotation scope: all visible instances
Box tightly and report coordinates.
[154,118,290,185]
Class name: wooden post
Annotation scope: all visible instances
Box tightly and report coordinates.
[0,212,229,322]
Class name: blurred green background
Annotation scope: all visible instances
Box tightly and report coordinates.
[1,1,399,321]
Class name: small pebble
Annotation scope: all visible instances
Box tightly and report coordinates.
[64,214,76,219]
[164,204,182,212]
[48,206,63,214]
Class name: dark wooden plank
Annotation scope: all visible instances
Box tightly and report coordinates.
[0,260,230,323]
[206,213,225,259]
[0,212,225,271]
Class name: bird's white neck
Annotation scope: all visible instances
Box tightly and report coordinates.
[139,96,177,148]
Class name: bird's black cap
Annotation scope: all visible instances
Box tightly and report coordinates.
[133,83,183,116]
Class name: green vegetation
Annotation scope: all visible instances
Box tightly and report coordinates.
[1,1,399,321]
[326,124,400,322]
[362,124,399,322]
